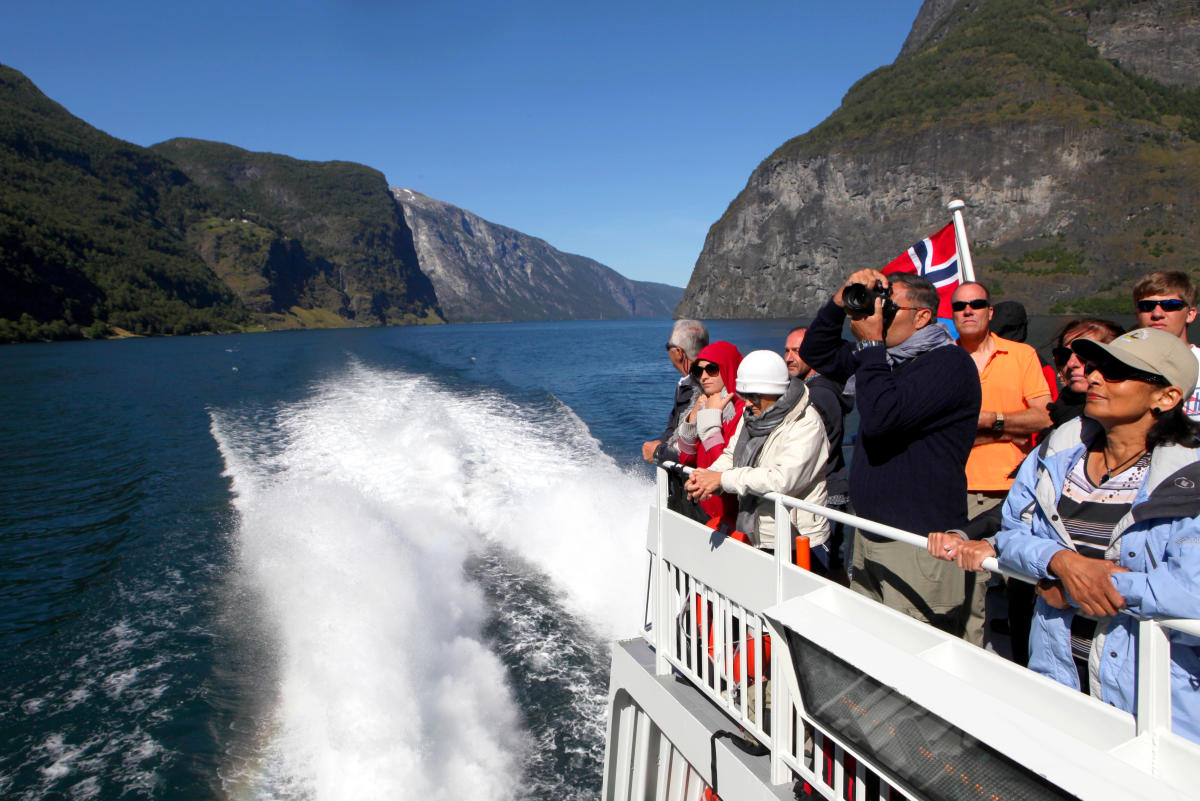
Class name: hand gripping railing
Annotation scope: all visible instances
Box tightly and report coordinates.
[646,461,1200,796]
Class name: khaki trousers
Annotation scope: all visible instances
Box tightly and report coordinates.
[850,530,967,635]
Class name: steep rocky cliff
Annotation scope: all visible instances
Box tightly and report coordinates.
[394,188,682,322]
[679,0,1200,319]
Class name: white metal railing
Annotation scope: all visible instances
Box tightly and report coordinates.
[643,462,1200,800]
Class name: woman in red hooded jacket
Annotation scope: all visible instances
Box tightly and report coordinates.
[675,340,746,527]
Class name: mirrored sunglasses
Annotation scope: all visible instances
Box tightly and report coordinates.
[1136,298,1188,313]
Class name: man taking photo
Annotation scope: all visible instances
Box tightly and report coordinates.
[799,269,981,632]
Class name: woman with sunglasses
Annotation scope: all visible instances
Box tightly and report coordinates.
[1047,318,1125,429]
[675,341,746,528]
[929,328,1200,743]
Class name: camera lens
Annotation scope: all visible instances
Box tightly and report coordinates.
[843,283,872,315]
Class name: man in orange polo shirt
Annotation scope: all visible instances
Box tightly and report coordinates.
[952,282,1051,648]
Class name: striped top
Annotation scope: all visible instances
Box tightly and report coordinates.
[1058,451,1149,559]
[1057,450,1150,667]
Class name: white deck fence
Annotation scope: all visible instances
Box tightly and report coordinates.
[638,462,1200,801]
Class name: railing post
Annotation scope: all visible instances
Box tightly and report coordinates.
[654,466,671,676]
[1136,618,1172,739]
[770,493,791,784]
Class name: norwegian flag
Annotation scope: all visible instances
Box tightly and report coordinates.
[881,223,962,319]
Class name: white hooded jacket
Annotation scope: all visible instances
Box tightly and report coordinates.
[709,386,830,550]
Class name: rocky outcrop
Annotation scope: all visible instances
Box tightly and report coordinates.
[899,0,985,58]
[678,0,1200,319]
[1086,0,1200,89]
[394,188,682,322]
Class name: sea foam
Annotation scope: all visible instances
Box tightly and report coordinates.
[212,361,651,800]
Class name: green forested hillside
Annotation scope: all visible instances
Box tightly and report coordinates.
[790,0,1200,156]
[0,65,248,341]
[151,139,441,328]
[0,65,441,343]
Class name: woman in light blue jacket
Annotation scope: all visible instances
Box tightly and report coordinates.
[929,328,1200,743]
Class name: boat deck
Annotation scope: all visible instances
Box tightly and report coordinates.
[601,466,1200,801]
[608,637,791,801]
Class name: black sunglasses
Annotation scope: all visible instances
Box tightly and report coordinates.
[689,362,721,380]
[1082,357,1168,386]
[1052,346,1075,368]
[665,342,681,352]
[1136,298,1188,313]
[951,298,990,312]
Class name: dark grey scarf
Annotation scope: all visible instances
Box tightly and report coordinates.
[844,321,956,397]
[731,377,807,534]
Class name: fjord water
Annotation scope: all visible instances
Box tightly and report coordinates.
[0,316,1078,800]
[0,319,800,801]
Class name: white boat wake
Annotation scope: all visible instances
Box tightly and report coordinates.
[210,361,651,801]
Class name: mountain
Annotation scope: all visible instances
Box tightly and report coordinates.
[0,64,248,340]
[677,0,1200,319]
[152,139,442,328]
[394,188,683,322]
[0,61,679,342]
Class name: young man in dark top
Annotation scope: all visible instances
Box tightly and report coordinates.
[799,269,981,632]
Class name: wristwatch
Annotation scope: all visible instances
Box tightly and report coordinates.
[855,339,884,352]
[992,412,1006,434]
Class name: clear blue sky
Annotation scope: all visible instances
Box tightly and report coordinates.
[3,1,923,289]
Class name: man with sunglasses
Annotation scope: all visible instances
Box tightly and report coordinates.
[951,282,1052,647]
[642,319,709,464]
[1133,271,1200,420]
[799,269,980,633]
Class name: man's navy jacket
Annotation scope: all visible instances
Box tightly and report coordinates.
[800,300,982,536]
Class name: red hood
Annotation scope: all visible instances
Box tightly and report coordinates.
[695,341,743,396]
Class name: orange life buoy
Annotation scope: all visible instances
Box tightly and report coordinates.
[693,594,770,684]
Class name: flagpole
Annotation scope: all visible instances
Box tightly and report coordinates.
[948,199,976,282]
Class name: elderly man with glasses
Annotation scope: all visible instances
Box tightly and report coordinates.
[950,281,1052,649]
[642,319,710,519]
[1132,270,1200,420]
[642,319,710,464]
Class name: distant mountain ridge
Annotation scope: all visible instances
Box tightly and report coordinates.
[395,188,682,323]
[678,0,1200,319]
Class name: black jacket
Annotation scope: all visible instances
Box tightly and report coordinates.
[799,301,981,535]
[652,377,698,462]
[805,373,853,500]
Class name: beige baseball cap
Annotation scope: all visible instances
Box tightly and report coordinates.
[1072,327,1198,398]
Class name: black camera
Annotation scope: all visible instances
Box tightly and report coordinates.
[843,281,898,320]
